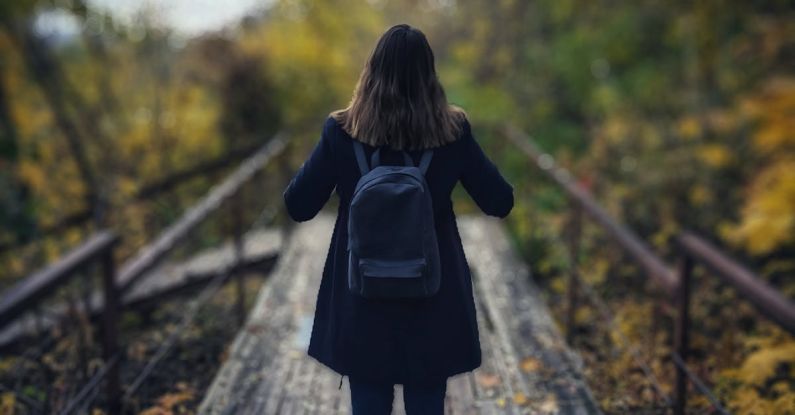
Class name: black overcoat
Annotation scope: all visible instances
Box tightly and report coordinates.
[283,116,514,385]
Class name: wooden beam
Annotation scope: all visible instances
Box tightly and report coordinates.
[0,230,119,329]
[677,231,795,335]
[505,125,678,295]
[116,134,286,293]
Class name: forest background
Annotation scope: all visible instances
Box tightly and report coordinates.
[0,0,793,413]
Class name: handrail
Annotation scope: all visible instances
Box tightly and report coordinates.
[504,125,720,414]
[0,142,266,255]
[3,131,289,414]
[677,231,795,335]
[117,133,287,293]
[0,230,119,329]
[505,124,795,414]
[504,125,678,294]
[0,229,123,413]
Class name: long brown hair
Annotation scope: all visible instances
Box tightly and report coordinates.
[331,24,466,151]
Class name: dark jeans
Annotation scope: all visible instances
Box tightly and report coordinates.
[349,376,448,415]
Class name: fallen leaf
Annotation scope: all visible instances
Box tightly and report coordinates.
[496,397,507,408]
[476,373,501,388]
[540,394,559,413]
[1,393,15,414]
[513,392,529,406]
[520,356,542,373]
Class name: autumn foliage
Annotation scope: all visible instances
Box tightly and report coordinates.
[0,0,793,413]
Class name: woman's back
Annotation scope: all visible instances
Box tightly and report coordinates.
[283,113,513,385]
[282,23,514,414]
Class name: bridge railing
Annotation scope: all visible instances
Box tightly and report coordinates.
[675,231,795,336]
[505,125,795,414]
[0,141,267,255]
[0,133,288,414]
[0,231,121,414]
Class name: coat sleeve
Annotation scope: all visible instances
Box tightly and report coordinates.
[283,118,338,222]
[459,119,514,218]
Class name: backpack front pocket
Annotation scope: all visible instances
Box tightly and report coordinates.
[358,257,426,279]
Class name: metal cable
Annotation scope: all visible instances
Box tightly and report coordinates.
[0,383,42,412]
[517,134,732,413]
[576,270,674,408]
[58,352,121,415]
[544,223,674,408]
[546,202,731,413]
[671,352,731,414]
[121,206,278,407]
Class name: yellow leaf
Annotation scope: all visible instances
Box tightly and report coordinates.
[724,159,795,254]
[513,392,529,406]
[696,144,733,168]
[520,356,542,373]
[689,184,712,207]
[1,392,15,415]
[732,341,795,386]
[677,116,702,140]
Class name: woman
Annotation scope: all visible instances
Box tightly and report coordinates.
[283,24,514,414]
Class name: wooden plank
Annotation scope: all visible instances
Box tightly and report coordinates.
[394,384,405,414]
[199,216,332,414]
[471,291,511,415]
[459,216,602,414]
[300,356,325,414]
[309,354,342,415]
[200,215,600,414]
[447,373,477,415]
[337,375,351,414]
[124,228,281,305]
[275,239,323,415]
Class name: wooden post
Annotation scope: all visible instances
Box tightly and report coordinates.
[565,205,582,345]
[66,285,89,383]
[232,189,246,327]
[674,254,693,415]
[101,247,121,415]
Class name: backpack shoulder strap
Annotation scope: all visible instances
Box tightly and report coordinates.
[370,147,381,169]
[401,151,413,166]
[418,149,433,175]
[352,139,369,175]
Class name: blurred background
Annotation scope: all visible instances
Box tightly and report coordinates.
[0,0,793,413]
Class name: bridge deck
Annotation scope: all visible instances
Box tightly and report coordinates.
[199,214,599,414]
[0,229,281,349]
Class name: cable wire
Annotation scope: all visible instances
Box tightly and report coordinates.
[121,206,278,408]
[544,221,674,408]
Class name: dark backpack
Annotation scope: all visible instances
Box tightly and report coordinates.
[347,140,441,299]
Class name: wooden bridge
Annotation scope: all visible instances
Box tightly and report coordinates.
[2,129,794,414]
[198,214,598,414]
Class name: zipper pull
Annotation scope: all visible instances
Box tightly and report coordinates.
[338,375,343,390]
